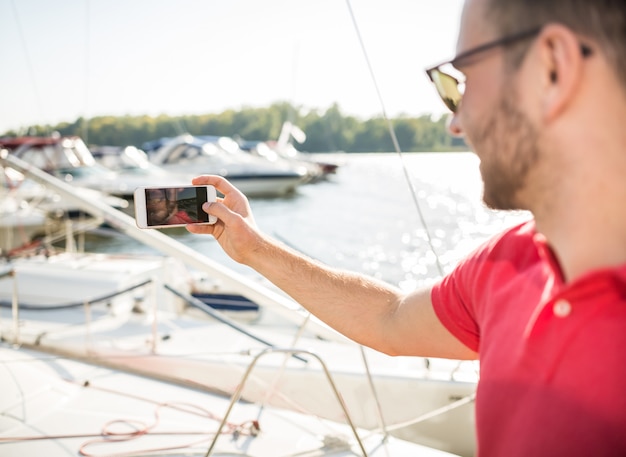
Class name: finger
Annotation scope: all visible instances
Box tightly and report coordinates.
[186,202,231,233]
[186,205,223,232]
[202,201,233,222]
[192,175,241,197]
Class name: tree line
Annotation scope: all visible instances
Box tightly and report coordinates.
[4,102,467,153]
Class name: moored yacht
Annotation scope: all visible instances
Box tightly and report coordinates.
[144,134,308,198]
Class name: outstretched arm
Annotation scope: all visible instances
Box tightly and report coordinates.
[187,175,476,360]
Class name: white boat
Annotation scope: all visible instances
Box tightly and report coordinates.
[0,135,136,198]
[144,134,308,198]
[91,144,191,194]
[0,155,132,255]
[0,342,459,457]
[0,150,477,457]
[238,139,326,184]
[0,251,477,456]
[0,190,48,254]
[238,122,341,182]
[0,253,477,455]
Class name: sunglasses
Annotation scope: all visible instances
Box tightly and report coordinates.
[425,26,592,113]
[146,188,178,202]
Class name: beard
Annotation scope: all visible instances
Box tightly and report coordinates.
[468,90,540,211]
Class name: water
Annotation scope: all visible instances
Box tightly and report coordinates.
[85,152,530,290]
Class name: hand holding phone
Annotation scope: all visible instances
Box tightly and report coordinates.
[134,185,217,229]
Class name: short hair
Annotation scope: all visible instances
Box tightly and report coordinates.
[484,0,626,87]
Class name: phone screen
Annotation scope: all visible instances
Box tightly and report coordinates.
[144,186,210,227]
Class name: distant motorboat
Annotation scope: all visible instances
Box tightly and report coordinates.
[238,139,326,183]
[0,188,106,256]
[92,144,189,183]
[144,134,308,198]
[238,122,341,180]
[0,147,126,254]
[91,144,193,203]
[247,121,340,178]
[0,135,138,198]
[0,190,48,254]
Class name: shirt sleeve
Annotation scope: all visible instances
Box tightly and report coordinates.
[431,264,481,353]
[430,220,535,354]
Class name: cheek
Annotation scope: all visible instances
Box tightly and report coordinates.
[461,61,506,116]
[461,74,511,150]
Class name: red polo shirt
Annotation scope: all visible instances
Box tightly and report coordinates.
[432,220,626,457]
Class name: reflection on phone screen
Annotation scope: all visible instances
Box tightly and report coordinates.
[145,187,209,226]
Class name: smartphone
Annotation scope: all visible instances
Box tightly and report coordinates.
[133,185,217,229]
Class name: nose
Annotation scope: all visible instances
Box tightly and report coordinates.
[446,113,464,137]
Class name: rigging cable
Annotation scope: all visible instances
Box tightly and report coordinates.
[82,0,91,143]
[10,0,46,134]
[345,0,445,278]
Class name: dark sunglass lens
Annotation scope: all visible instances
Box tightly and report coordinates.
[431,70,461,113]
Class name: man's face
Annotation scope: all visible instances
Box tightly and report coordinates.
[454,0,541,211]
[467,86,539,210]
[146,189,169,223]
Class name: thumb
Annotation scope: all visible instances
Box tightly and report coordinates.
[203,201,233,223]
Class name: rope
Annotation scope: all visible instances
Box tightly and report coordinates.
[375,392,476,434]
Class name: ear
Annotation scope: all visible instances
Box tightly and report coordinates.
[536,24,586,122]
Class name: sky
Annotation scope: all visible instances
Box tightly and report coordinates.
[0,0,464,134]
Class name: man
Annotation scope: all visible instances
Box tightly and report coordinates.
[146,188,195,226]
[146,188,171,226]
[188,0,626,455]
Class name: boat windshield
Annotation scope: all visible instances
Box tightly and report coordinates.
[98,146,151,170]
[123,146,151,168]
[70,137,97,166]
[216,136,242,155]
[16,137,96,170]
[164,142,220,164]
